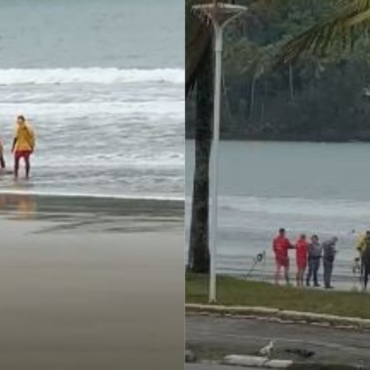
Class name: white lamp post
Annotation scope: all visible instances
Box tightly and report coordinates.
[192,2,247,303]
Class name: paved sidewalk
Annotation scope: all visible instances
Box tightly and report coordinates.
[186,364,261,370]
[186,313,370,366]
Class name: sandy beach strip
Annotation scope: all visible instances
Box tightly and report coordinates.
[0,193,184,370]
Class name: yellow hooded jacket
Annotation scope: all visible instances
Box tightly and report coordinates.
[357,234,367,255]
[14,122,35,152]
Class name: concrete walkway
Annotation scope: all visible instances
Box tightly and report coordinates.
[186,313,370,366]
[186,364,261,370]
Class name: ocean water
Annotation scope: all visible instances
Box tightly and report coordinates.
[0,0,184,199]
[186,141,370,280]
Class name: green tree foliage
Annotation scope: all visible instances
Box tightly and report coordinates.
[186,0,370,142]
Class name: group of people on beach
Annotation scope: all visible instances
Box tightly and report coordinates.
[0,115,35,179]
[273,228,338,289]
[273,228,370,291]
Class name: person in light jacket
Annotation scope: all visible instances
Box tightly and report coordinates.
[306,235,322,287]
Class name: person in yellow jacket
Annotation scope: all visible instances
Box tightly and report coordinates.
[357,232,367,254]
[11,115,35,179]
[356,231,370,279]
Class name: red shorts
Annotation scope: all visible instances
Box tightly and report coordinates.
[276,255,289,268]
[15,150,32,160]
[297,260,307,270]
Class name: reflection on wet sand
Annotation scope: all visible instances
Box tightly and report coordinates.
[0,193,37,219]
[0,192,183,231]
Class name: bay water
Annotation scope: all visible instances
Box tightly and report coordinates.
[186,140,370,282]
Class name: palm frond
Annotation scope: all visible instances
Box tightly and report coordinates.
[186,22,212,97]
[186,0,239,97]
[186,0,213,97]
[278,0,370,64]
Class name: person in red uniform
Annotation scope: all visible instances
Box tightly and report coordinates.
[296,234,308,287]
[273,228,294,285]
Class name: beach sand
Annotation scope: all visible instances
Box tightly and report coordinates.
[0,194,184,370]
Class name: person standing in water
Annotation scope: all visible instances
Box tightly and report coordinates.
[11,115,35,179]
[0,136,6,169]
[296,234,308,287]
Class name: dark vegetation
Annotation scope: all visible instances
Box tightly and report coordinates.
[186,0,370,142]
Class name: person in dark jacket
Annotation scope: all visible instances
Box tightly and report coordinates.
[322,237,338,289]
[357,230,370,285]
[306,235,322,287]
[362,234,370,291]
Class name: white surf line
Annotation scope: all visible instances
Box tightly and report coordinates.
[0,67,185,85]
[0,189,184,202]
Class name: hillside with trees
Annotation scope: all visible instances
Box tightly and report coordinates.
[186,0,370,142]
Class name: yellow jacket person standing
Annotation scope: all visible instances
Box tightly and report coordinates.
[357,231,370,278]
[357,233,367,255]
[11,115,35,179]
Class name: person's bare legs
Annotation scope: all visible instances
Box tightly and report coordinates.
[0,154,5,169]
[275,264,281,285]
[25,155,30,179]
[301,268,306,287]
[296,269,303,287]
[14,155,20,178]
[296,271,300,287]
[284,266,290,285]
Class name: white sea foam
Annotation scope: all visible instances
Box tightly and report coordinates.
[0,68,184,85]
[0,101,184,118]
[0,67,184,198]
[220,195,370,219]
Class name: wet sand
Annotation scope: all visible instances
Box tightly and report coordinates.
[0,194,184,370]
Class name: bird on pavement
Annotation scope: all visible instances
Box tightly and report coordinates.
[259,340,275,358]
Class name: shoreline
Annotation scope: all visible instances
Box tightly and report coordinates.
[0,190,184,204]
[0,188,184,202]
[0,191,184,219]
[185,134,370,143]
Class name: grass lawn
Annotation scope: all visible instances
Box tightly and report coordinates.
[186,273,370,319]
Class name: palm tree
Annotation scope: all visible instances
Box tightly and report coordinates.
[186,0,213,273]
[279,0,370,63]
[185,0,266,273]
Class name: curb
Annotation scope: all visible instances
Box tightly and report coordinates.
[185,303,370,329]
[185,348,367,369]
[223,355,292,369]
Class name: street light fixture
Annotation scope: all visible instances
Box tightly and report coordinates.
[192,2,247,303]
